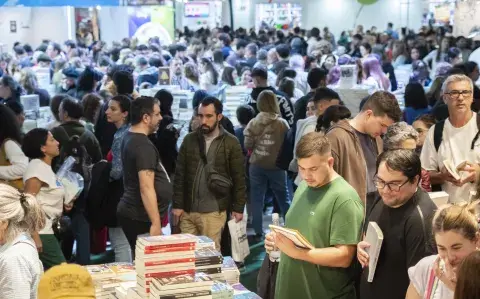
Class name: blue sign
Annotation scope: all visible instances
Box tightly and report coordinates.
[0,0,120,6]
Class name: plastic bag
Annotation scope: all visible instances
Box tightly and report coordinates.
[56,156,84,205]
[228,214,250,262]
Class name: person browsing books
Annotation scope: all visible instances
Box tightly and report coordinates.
[265,132,364,299]
[356,149,437,299]
[420,74,480,202]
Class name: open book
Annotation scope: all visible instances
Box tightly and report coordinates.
[269,225,314,250]
[443,159,467,181]
[365,222,384,282]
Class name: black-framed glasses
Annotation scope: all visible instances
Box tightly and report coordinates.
[373,176,410,192]
[445,90,473,99]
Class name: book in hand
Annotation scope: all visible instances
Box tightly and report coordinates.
[268,225,314,250]
[443,159,467,181]
[365,222,384,282]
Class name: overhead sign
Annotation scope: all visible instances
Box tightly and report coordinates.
[125,0,164,5]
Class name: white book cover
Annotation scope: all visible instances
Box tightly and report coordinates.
[443,159,467,181]
[365,222,384,282]
[428,191,450,207]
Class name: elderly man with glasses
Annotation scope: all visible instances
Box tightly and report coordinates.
[357,149,437,299]
[420,74,480,203]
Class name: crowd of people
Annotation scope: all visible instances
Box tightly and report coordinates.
[1,20,480,299]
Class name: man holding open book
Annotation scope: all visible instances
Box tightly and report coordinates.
[356,149,437,299]
[265,132,364,299]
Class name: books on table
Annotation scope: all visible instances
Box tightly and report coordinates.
[84,263,136,299]
[196,236,216,250]
[268,225,314,249]
[221,256,240,285]
[195,248,224,281]
[148,273,214,299]
[365,222,384,282]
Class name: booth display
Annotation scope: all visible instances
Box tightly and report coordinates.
[255,2,302,31]
[127,4,174,45]
[181,1,223,31]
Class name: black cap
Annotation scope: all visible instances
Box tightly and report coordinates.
[62,67,80,79]
[251,67,268,80]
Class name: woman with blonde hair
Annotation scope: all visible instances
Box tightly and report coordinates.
[0,183,45,299]
[406,201,480,299]
[244,90,290,239]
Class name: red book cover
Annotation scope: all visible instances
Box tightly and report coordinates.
[142,258,195,267]
[143,242,196,251]
[143,269,196,279]
[141,246,195,254]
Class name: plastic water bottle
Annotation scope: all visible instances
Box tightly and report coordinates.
[269,213,281,263]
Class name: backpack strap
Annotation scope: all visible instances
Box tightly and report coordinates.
[433,120,446,152]
[470,113,480,150]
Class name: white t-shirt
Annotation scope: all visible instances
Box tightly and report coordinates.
[23,159,65,235]
[408,255,454,299]
[420,115,480,202]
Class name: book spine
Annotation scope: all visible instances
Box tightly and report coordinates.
[195,267,222,274]
[159,290,212,299]
[143,269,196,279]
[140,258,195,267]
[141,246,195,254]
[368,243,382,282]
[141,242,196,251]
[195,257,223,265]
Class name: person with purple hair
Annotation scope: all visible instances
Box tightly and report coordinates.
[326,66,341,86]
[362,56,390,93]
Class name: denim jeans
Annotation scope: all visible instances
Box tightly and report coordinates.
[249,164,291,235]
[109,227,132,263]
[71,210,90,265]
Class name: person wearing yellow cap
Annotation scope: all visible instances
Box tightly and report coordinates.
[0,184,45,299]
[38,263,95,299]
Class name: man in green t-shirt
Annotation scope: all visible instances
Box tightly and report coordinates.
[265,132,364,299]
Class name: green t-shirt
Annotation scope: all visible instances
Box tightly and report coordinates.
[275,177,364,299]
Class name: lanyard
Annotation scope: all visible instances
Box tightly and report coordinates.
[425,268,439,299]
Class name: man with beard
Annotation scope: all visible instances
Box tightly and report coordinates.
[117,96,173,257]
[173,97,246,250]
[170,58,191,90]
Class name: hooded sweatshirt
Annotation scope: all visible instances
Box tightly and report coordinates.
[244,112,289,169]
[244,86,295,126]
[325,119,382,203]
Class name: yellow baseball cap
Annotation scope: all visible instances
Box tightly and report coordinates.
[38,263,95,299]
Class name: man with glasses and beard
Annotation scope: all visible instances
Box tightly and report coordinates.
[117,96,173,257]
[357,149,437,299]
[173,97,246,251]
[170,58,191,91]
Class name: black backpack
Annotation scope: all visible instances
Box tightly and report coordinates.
[433,113,480,151]
[55,127,93,196]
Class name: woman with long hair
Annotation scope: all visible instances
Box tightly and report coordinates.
[104,95,132,263]
[407,201,480,299]
[244,90,290,239]
[403,82,431,124]
[424,36,453,79]
[81,93,102,133]
[199,57,219,93]
[184,62,200,91]
[221,66,237,86]
[392,41,408,68]
[19,68,51,107]
[0,105,28,190]
[22,128,66,270]
[362,56,390,92]
[0,184,45,299]
[74,66,103,100]
[0,75,23,104]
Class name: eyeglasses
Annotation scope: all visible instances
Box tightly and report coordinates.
[373,177,409,192]
[445,90,473,99]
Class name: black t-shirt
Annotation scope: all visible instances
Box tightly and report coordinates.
[359,189,437,299]
[117,132,172,222]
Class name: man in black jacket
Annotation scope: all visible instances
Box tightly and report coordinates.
[244,67,295,126]
[294,68,327,123]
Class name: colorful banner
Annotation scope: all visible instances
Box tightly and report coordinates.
[128,5,174,45]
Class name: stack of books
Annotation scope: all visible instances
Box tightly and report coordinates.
[221,257,240,285]
[85,263,136,299]
[135,234,198,297]
[195,248,224,281]
[196,236,216,250]
[212,282,234,299]
[149,273,214,299]
[231,283,262,299]
[114,281,136,299]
